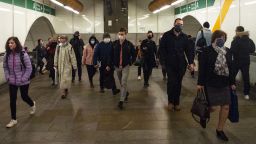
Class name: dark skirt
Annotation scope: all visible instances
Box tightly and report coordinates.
[206,86,231,107]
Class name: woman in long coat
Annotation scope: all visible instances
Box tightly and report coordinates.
[54,35,77,99]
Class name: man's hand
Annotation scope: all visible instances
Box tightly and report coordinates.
[106,66,111,71]
[94,65,99,68]
[188,64,195,72]
[231,85,236,90]
[197,85,204,91]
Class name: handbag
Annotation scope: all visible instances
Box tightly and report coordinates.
[228,90,239,123]
[191,90,210,123]
[134,57,142,66]
[103,70,114,89]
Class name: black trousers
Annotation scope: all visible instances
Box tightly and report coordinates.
[162,67,167,78]
[49,68,55,83]
[37,59,44,73]
[72,61,82,80]
[86,65,96,82]
[166,66,186,105]
[138,65,142,76]
[9,84,34,120]
[143,64,153,85]
[234,64,250,95]
[99,66,117,91]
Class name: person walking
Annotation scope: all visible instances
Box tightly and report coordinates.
[70,31,84,82]
[197,30,236,141]
[54,35,77,99]
[230,26,255,100]
[107,28,136,109]
[3,37,36,128]
[83,35,97,88]
[159,18,194,111]
[140,31,157,87]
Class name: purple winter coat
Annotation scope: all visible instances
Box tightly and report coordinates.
[3,51,32,86]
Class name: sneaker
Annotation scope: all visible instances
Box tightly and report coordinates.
[30,101,36,115]
[138,76,141,80]
[6,120,17,128]
[174,105,181,111]
[167,103,174,111]
[216,130,229,141]
[244,95,250,100]
[118,101,124,110]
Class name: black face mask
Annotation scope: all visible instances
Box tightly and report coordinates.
[174,25,182,33]
[147,35,152,39]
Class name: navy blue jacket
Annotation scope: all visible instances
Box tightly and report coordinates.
[93,41,113,66]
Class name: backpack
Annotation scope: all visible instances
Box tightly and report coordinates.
[196,30,207,48]
[20,51,36,79]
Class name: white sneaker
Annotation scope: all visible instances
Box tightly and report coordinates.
[6,120,17,128]
[30,101,36,115]
[244,95,250,100]
[138,76,141,80]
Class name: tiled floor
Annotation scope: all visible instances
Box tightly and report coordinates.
[0,67,255,144]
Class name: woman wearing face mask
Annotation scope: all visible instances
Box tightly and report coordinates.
[83,36,97,88]
[197,30,236,141]
[3,37,36,128]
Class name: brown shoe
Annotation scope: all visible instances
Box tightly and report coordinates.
[167,103,174,111]
[174,105,181,111]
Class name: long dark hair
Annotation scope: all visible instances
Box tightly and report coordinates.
[5,37,23,64]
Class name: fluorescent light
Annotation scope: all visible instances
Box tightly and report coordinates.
[153,5,171,14]
[73,10,79,14]
[50,0,64,7]
[245,1,256,6]
[171,0,185,6]
[138,15,149,20]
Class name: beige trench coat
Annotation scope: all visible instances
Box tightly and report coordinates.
[54,43,77,90]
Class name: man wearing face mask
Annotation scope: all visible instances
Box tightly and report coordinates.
[159,18,194,111]
[140,31,157,88]
[108,28,136,110]
[93,33,120,94]
[70,31,85,82]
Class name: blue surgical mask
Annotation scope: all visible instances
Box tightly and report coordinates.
[216,38,225,47]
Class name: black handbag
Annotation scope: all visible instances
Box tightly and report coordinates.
[103,70,114,89]
[191,90,210,123]
[228,90,239,123]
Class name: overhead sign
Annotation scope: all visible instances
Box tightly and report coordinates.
[0,0,55,16]
[175,0,215,15]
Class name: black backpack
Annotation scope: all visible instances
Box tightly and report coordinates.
[20,51,36,79]
[196,30,207,48]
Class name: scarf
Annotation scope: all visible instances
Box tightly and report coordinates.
[212,45,229,76]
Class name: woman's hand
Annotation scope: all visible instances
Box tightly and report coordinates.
[231,85,236,90]
[197,85,204,91]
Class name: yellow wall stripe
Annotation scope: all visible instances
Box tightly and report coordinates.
[212,0,233,32]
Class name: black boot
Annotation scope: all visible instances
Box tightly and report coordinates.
[112,89,120,95]
[124,92,129,103]
[216,130,229,141]
[118,101,124,110]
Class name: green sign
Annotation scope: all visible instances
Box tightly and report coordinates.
[0,0,55,16]
[175,0,215,15]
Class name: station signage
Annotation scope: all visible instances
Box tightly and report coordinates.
[0,0,55,16]
[175,0,215,15]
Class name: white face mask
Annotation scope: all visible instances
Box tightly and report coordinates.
[59,43,63,46]
[103,38,111,43]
